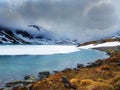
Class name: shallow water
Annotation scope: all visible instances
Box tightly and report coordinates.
[0,46,109,87]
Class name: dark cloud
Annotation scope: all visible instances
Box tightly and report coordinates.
[84,4,116,29]
[0,0,119,42]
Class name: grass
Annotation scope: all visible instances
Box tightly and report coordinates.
[30,49,120,90]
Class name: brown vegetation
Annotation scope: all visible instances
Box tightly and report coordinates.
[29,48,120,90]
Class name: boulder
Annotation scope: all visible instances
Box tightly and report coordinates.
[5,80,34,87]
[62,68,72,73]
[24,75,36,82]
[62,76,71,88]
[116,62,120,66]
[61,76,77,89]
[86,62,96,68]
[53,71,59,74]
[86,61,102,68]
[77,64,84,68]
[3,87,13,90]
[0,88,3,90]
[12,86,29,90]
[38,71,50,80]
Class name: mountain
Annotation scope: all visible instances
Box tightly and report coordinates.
[0,25,78,45]
[78,32,120,47]
[111,32,120,39]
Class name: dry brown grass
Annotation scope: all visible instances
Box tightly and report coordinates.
[30,50,120,90]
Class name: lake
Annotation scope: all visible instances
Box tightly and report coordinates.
[0,45,109,87]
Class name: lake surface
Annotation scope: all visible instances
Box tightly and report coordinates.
[0,45,109,87]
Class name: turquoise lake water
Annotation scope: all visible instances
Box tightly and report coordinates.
[0,49,109,87]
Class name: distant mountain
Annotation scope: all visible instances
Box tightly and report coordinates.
[0,25,78,45]
[111,32,120,39]
[78,32,120,47]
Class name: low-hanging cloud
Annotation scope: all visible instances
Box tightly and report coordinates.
[0,0,119,42]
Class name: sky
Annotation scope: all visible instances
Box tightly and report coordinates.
[0,0,120,42]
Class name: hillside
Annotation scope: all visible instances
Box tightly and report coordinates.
[29,46,120,90]
[0,25,77,45]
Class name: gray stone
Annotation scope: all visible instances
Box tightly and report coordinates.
[24,75,36,82]
[38,71,50,80]
[77,64,84,68]
[5,80,34,87]
[116,62,120,66]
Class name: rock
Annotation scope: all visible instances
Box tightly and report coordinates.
[24,75,30,80]
[12,86,29,90]
[14,84,23,87]
[86,61,102,68]
[95,60,103,66]
[26,84,32,90]
[24,75,36,82]
[5,80,34,87]
[20,86,29,90]
[77,64,84,68]
[62,76,71,88]
[73,68,77,70]
[95,62,102,66]
[26,84,32,88]
[12,86,21,90]
[86,62,95,68]
[61,76,77,89]
[116,62,120,66]
[3,87,13,90]
[16,30,33,39]
[0,88,3,90]
[53,71,59,73]
[38,71,50,80]
[62,68,72,73]
[62,76,70,84]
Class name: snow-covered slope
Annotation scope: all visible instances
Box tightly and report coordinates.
[79,41,120,49]
[0,25,78,45]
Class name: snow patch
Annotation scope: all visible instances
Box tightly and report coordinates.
[0,45,80,55]
[79,41,120,49]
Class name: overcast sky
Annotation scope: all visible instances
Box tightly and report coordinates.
[0,0,120,42]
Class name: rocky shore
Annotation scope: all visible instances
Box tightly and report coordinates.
[1,46,120,90]
[29,46,120,90]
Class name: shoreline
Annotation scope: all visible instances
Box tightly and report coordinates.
[0,48,108,89]
[1,46,119,90]
[29,46,120,90]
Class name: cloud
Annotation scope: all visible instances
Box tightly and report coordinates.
[83,1,117,30]
[0,0,119,42]
[83,0,112,16]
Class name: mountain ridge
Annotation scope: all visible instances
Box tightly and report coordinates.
[0,25,78,45]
